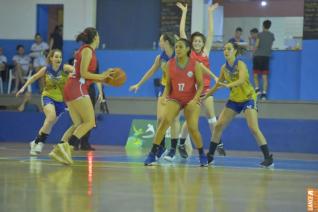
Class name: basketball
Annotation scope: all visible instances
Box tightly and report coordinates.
[104,68,127,87]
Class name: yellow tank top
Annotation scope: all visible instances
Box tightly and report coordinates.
[42,65,68,102]
[160,62,167,86]
[223,60,256,102]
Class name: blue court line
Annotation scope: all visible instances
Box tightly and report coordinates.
[3,155,317,172]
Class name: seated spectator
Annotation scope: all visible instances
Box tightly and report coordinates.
[30,33,49,91]
[12,45,32,93]
[0,47,7,84]
[228,27,245,43]
[49,25,63,51]
[249,28,259,51]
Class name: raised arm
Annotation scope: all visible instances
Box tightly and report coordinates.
[16,67,46,96]
[176,2,188,39]
[204,3,219,55]
[129,55,161,92]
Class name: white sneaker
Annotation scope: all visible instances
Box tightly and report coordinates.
[35,142,44,154]
[29,140,37,156]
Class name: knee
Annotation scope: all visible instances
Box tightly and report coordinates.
[158,117,172,129]
[87,119,96,129]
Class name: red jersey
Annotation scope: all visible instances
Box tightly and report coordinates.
[168,57,198,107]
[190,50,211,88]
[63,45,97,102]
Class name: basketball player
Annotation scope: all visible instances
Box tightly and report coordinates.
[16,49,74,155]
[129,33,180,160]
[144,39,208,167]
[50,27,115,164]
[170,2,225,161]
[204,42,274,168]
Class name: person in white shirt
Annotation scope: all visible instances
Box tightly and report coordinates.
[30,33,49,91]
[12,45,32,93]
[0,47,7,85]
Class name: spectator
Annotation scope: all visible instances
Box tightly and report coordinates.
[249,28,259,51]
[253,20,275,100]
[0,47,7,84]
[228,27,244,43]
[30,33,49,91]
[49,25,63,51]
[12,45,32,93]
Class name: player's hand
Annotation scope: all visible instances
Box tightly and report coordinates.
[208,3,219,13]
[16,87,25,97]
[129,84,140,93]
[176,2,187,13]
[102,68,116,81]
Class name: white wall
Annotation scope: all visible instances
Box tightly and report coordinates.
[0,0,96,40]
[224,17,303,49]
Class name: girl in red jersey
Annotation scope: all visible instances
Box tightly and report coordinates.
[168,2,225,161]
[144,39,208,167]
[49,27,114,164]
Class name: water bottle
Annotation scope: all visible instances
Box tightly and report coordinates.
[152,41,157,50]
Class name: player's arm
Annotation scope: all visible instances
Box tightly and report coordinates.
[16,67,47,96]
[204,3,219,56]
[193,62,204,102]
[205,65,225,97]
[63,64,75,73]
[176,2,188,39]
[199,63,218,82]
[80,47,110,81]
[129,55,161,92]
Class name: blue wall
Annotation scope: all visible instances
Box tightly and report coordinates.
[0,39,317,100]
[0,111,317,154]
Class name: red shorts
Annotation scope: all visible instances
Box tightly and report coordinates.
[63,78,90,102]
[167,95,200,109]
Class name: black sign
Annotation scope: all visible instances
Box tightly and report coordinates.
[160,0,192,36]
[303,0,318,39]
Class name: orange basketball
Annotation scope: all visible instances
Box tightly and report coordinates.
[104,68,127,87]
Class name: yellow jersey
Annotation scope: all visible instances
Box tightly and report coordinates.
[223,59,256,102]
[42,64,68,102]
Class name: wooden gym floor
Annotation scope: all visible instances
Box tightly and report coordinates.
[0,143,317,212]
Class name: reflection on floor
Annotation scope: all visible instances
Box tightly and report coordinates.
[0,143,317,212]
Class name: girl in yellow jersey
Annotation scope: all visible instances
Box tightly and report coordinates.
[16,49,74,156]
[129,33,180,160]
[204,42,274,168]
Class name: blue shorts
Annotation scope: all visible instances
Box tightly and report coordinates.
[41,96,66,116]
[226,99,257,114]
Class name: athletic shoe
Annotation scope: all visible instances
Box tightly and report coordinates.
[144,152,157,166]
[80,143,95,151]
[178,144,188,159]
[206,152,214,165]
[199,154,208,167]
[156,145,167,160]
[49,146,69,165]
[164,148,176,162]
[260,93,267,100]
[57,143,73,165]
[30,140,37,156]
[34,142,44,154]
[216,143,226,156]
[260,154,274,168]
